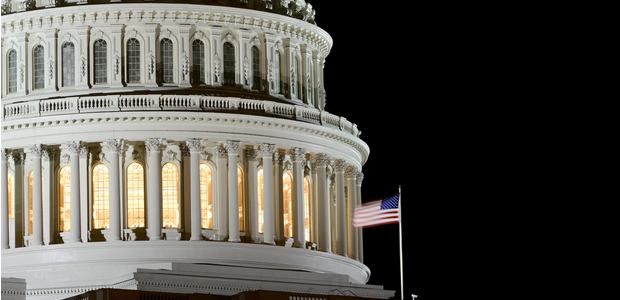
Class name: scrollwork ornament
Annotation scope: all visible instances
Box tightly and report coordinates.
[332,159,347,172]
[42,149,56,162]
[356,172,364,185]
[225,140,241,154]
[288,147,306,162]
[1,149,11,161]
[345,165,358,179]
[259,143,276,158]
[28,144,43,157]
[214,144,227,159]
[106,139,123,152]
[314,153,329,167]
[145,138,165,152]
[66,141,81,154]
[186,138,203,152]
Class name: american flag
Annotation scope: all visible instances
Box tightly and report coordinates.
[353,194,400,228]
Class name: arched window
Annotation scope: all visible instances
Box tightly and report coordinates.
[28,171,33,235]
[62,42,75,87]
[8,173,14,219]
[93,164,110,229]
[192,40,205,84]
[257,169,264,233]
[33,45,45,90]
[127,162,145,228]
[304,177,311,242]
[296,56,302,99]
[238,166,244,232]
[127,38,140,83]
[94,39,107,84]
[274,50,281,93]
[283,173,293,238]
[223,42,235,86]
[7,49,17,94]
[252,45,260,90]
[59,166,71,232]
[160,38,174,83]
[200,163,213,229]
[162,163,179,228]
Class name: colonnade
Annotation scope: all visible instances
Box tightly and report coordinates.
[0,139,364,261]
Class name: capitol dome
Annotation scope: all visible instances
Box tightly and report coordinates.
[0,0,393,299]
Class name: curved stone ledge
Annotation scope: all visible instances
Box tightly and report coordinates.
[1,241,371,287]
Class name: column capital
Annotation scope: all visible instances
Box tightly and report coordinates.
[65,141,82,154]
[345,165,358,179]
[79,146,89,158]
[288,147,306,162]
[106,139,123,153]
[28,144,43,157]
[145,138,165,152]
[356,172,364,186]
[214,144,228,159]
[246,147,259,162]
[186,138,204,152]
[332,159,347,172]
[259,143,276,158]
[225,140,241,154]
[1,149,11,161]
[42,149,56,162]
[314,153,330,167]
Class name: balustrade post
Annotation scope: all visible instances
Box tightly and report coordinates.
[187,138,203,241]
[226,140,241,242]
[260,144,276,245]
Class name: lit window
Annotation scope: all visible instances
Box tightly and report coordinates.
[127,163,145,228]
[127,38,140,83]
[304,177,311,242]
[162,163,179,228]
[192,40,205,84]
[283,173,293,238]
[7,49,17,94]
[33,45,45,90]
[252,45,260,90]
[257,169,264,233]
[238,166,244,232]
[274,50,281,93]
[62,42,75,87]
[94,39,107,84]
[200,163,213,229]
[223,42,235,86]
[59,166,71,232]
[8,173,14,219]
[28,171,33,235]
[93,164,110,229]
[160,38,174,83]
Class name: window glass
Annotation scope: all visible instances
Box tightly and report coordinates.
[283,173,293,238]
[200,163,213,229]
[192,40,205,84]
[238,166,244,232]
[62,42,75,87]
[223,42,235,86]
[33,45,45,90]
[59,166,71,232]
[93,164,110,229]
[304,177,311,242]
[127,38,140,83]
[274,50,281,93]
[94,39,107,84]
[127,162,145,228]
[8,49,17,94]
[257,169,264,233]
[162,163,179,228]
[252,46,260,90]
[161,38,174,83]
[8,173,14,219]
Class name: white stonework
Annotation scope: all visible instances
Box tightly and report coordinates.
[1,1,386,299]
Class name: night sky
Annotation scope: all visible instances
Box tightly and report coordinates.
[309,2,421,299]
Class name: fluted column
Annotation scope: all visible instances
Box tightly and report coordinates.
[1,149,10,249]
[187,138,203,241]
[28,145,43,246]
[260,144,276,245]
[42,149,55,245]
[273,152,284,241]
[356,172,364,263]
[226,140,241,242]
[107,139,122,241]
[67,142,82,243]
[345,165,359,260]
[247,147,259,243]
[214,145,228,241]
[315,153,331,253]
[333,159,347,256]
[290,148,306,248]
[146,138,164,241]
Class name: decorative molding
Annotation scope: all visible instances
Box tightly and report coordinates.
[27,144,43,156]
[259,143,276,157]
[145,138,165,152]
[106,139,123,152]
[66,141,81,154]
[225,140,241,154]
[186,138,203,152]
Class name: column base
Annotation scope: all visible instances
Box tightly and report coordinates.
[189,237,202,241]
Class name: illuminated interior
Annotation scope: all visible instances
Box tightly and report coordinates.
[257,169,264,233]
[304,177,311,242]
[126,162,145,228]
[200,163,213,229]
[59,166,71,232]
[162,163,179,228]
[92,164,110,229]
[283,173,292,238]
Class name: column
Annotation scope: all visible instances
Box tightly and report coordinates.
[273,151,284,241]
[107,139,122,241]
[247,147,259,243]
[42,149,55,245]
[260,144,276,245]
[333,159,347,256]
[356,172,364,263]
[345,165,358,260]
[28,145,43,246]
[289,147,306,248]
[187,138,203,241]
[226,140,241,242]
[79,146,90,243]
[214,145,228,241]
[312,51,320,109]
[178,24,192,87]
[67,142,81,243]
[315,153,330,253]
[146,138,164,241]
[1,149,10,249]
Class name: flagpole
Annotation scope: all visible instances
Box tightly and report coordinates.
[398,185,404,300]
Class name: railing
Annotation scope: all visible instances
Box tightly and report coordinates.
[2,95,361,137]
